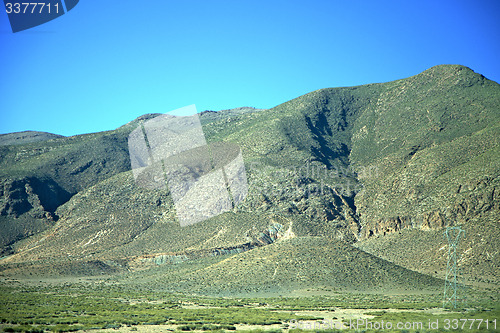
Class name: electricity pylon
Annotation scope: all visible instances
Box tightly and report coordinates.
[443,226,465,309]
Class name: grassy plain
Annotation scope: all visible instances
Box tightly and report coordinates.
[0,280,498,333]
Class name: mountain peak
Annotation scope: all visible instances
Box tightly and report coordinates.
[420,64,481,78]
[117,113,163,131]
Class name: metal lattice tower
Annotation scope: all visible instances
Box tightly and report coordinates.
[443,226,465,309]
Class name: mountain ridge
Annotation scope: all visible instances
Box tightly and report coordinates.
[0,64,498,293]
[0,131,64,146]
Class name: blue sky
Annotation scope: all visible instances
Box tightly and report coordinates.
[1,0,499,136]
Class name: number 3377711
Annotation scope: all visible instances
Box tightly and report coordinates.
[5,3,60,14]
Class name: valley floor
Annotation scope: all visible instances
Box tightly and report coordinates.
[0,278,498,333]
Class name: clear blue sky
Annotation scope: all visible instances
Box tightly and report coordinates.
[1,0,499,136]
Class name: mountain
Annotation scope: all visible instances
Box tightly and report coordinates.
[0,65,498,294]
[0,131,64,146]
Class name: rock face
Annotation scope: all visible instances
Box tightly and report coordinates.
[134,224,283,269]
[358,171,499,239]
[0,177,72,252]
[0,177,70,219]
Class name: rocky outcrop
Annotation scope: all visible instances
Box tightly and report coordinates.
[133,223,284,269]
[0,177,72,250]
[255,223,283,245]
[360,178,499,239]
[0,177,71,219]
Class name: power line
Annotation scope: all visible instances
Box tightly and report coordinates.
[443,226,465,309]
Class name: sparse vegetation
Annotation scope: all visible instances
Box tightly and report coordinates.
[0,284,498,332]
